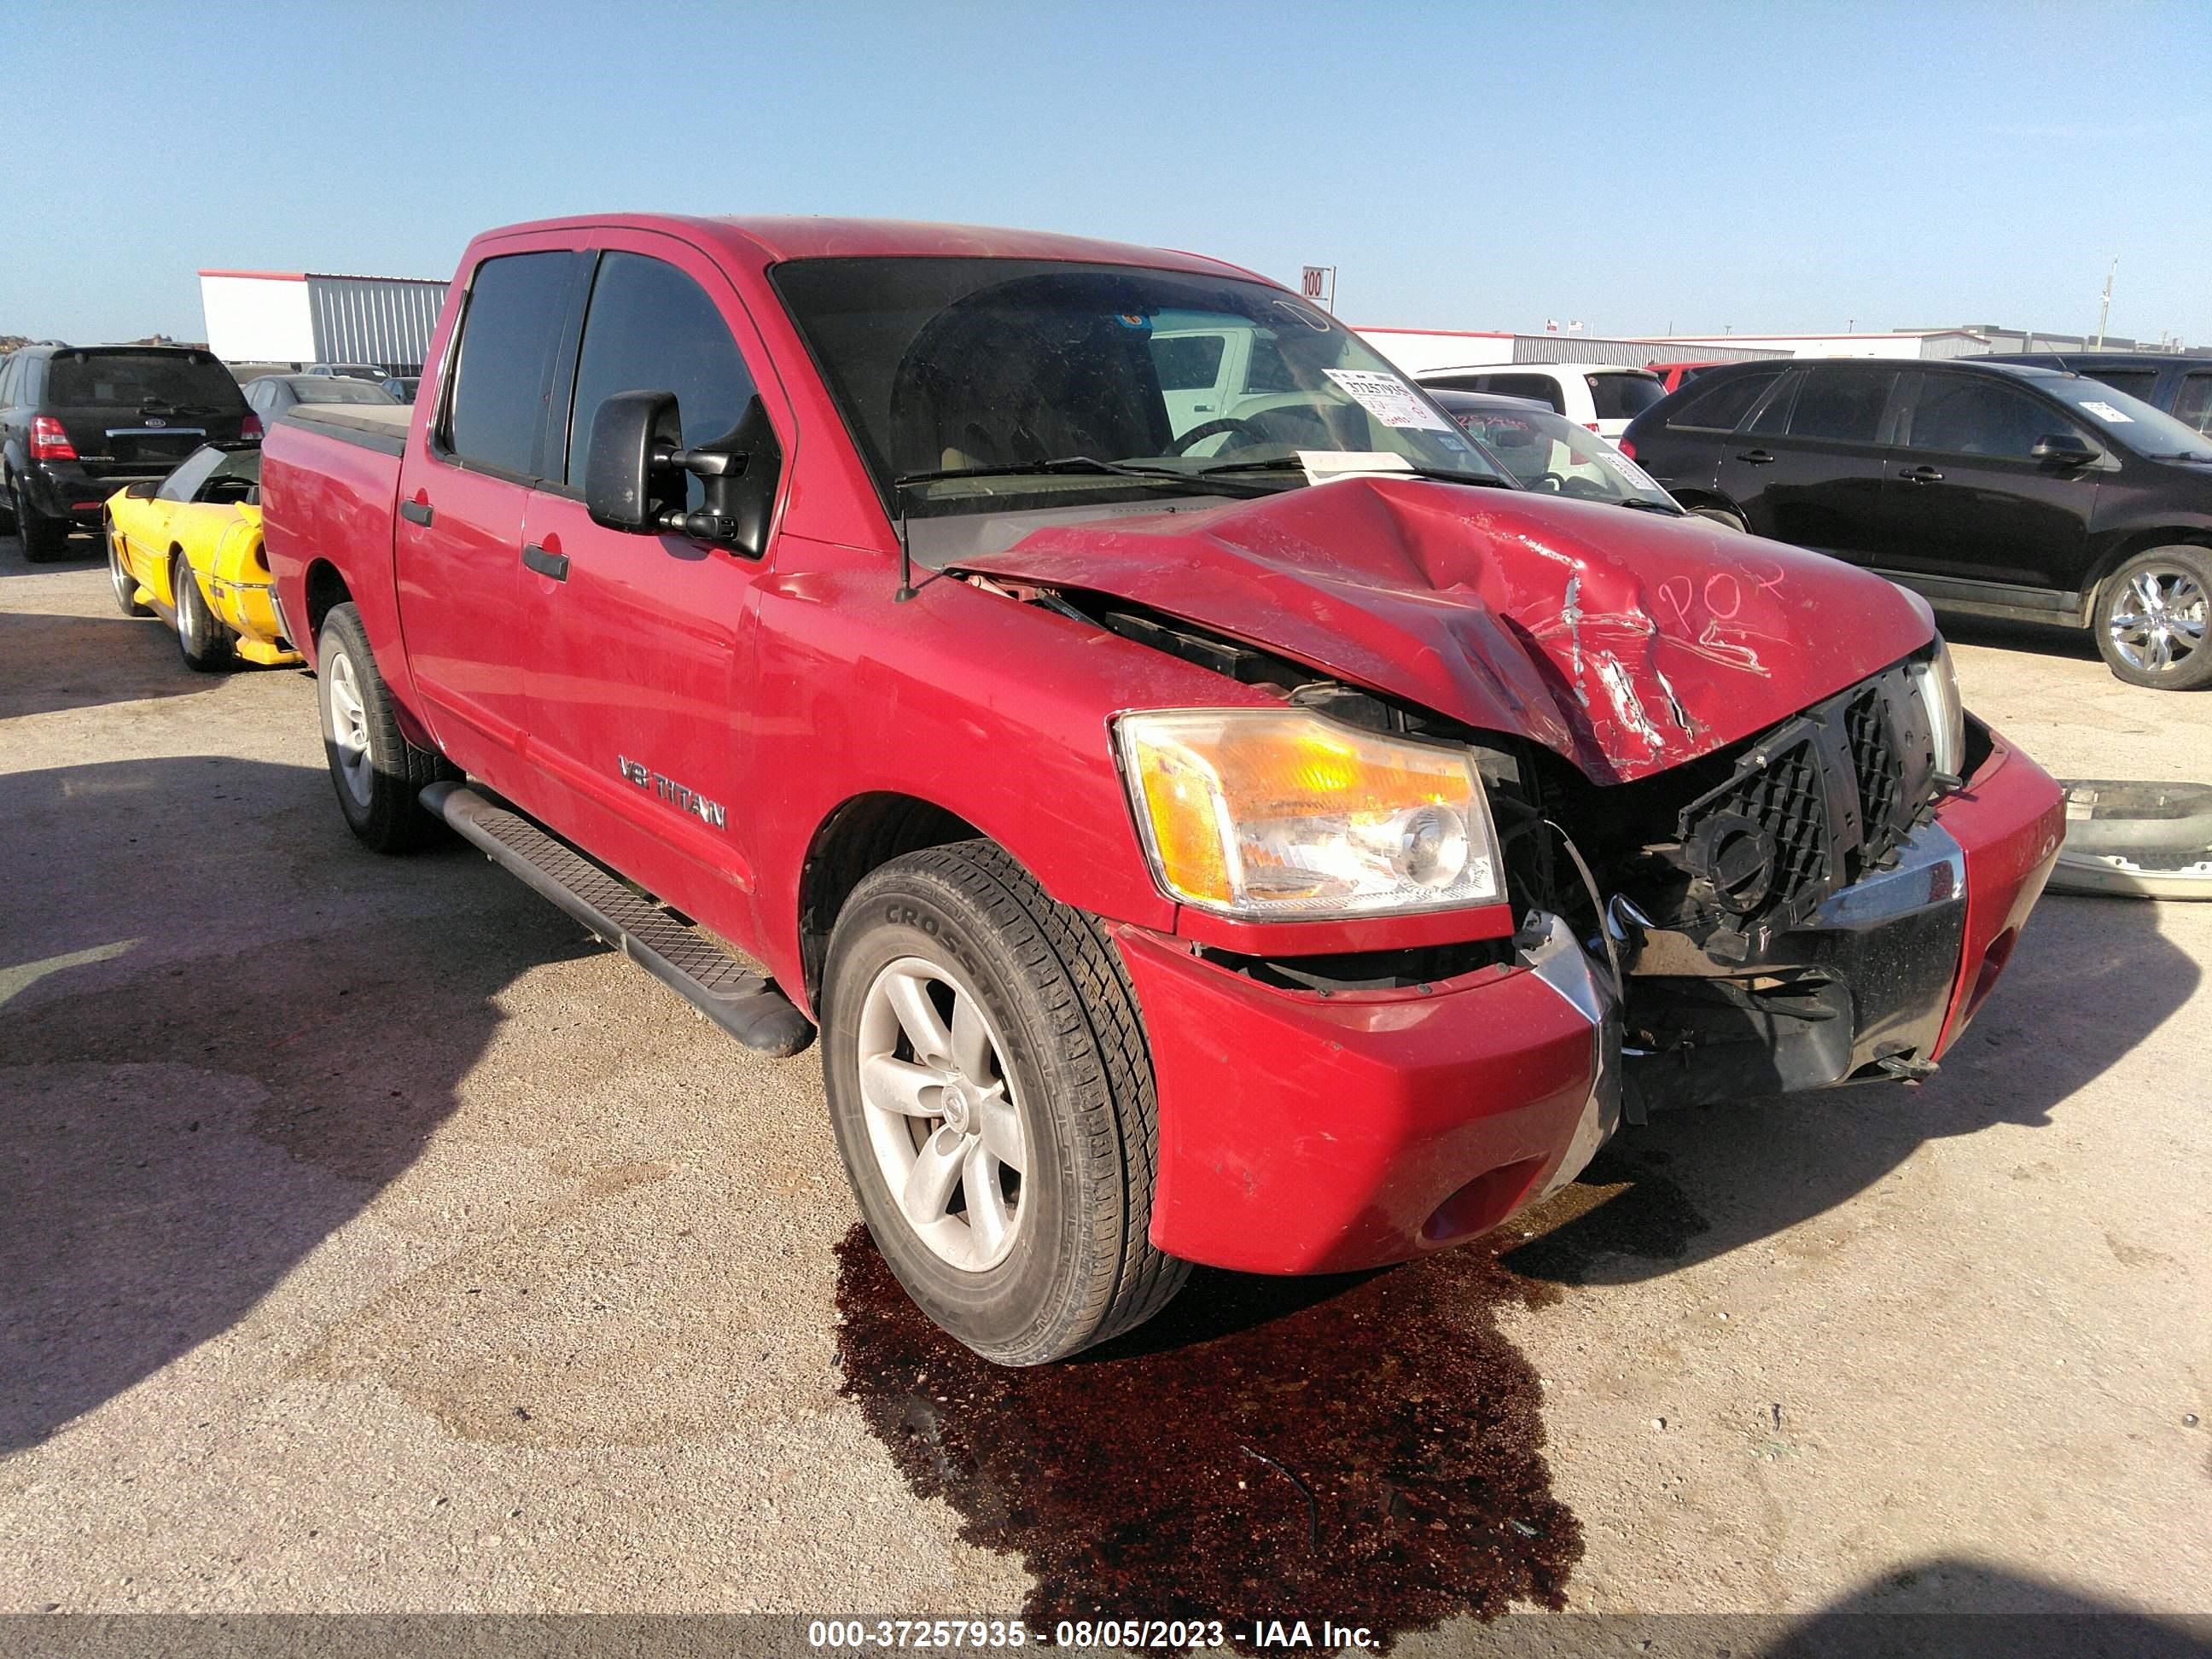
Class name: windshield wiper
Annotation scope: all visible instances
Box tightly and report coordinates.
[1611,496,1685,515]
[893,456,1273,500]
[1193,457,1514,490]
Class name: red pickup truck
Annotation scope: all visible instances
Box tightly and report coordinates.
[261,215,2064,1364]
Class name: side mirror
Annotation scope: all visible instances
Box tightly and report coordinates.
[2031,432,2098,469]
[584,389,783,560]
[585,389,682,533]
[124,480,160,498]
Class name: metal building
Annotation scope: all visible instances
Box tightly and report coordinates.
[198,269,448,374]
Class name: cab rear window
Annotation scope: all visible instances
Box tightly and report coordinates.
[47,352,245,410]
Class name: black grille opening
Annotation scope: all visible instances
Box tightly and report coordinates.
[1716,737,1832,913]
[1844,686,1905,866]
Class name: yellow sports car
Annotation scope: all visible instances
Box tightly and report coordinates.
[105,442,299,672]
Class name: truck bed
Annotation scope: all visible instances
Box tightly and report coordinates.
[261,402,408,675]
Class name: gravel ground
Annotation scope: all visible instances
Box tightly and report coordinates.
[1,529,2206,1640]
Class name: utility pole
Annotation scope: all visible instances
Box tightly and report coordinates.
[2094,258,2116,349]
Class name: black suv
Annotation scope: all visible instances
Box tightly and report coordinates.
[0,344,253,561]
[1622,359,2212,689]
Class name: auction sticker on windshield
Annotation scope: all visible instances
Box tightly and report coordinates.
[2081,400,2133,422]
[1324,368,1453,432]
[1599,449,1665,492]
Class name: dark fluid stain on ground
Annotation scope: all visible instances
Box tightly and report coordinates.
[834,1226,1584,1650]
[1496,1145,1710,1284]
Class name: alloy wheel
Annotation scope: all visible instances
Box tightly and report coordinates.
[2109,564,2208,675]
[855,955,1029,1272]
[323,645,375,807]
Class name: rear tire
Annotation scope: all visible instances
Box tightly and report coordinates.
[316,602,452,851]
[1690,504,1748,533]
[823,839,1187,1365]
[2093,546,2212,691]
[13,479,68,561]
[107,519,151,616]
[171,553,236,671]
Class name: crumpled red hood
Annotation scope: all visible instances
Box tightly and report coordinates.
[952,478,1936,783]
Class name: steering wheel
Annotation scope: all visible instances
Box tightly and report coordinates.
[1561,475,1610,501]
[1528,471,1568,492]
[1169,416,1269,457]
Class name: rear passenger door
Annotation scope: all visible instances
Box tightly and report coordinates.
[1878,370,2098,592]
[515,233,791,923]
[393,242,586,789]
[1714,363,1901,560]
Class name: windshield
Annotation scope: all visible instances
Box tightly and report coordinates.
[2040,376,2212,459]
[1439,396,1677,511]
[771,258,1501,515]
[47,350,245,410]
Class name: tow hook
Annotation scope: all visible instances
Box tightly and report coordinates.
[1875,1053,1940,1084]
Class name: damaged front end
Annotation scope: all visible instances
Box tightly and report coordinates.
[1575,658,1970,1117]
[1464,647,1971,1138]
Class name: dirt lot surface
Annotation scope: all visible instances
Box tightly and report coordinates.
[2,529,2206,1644]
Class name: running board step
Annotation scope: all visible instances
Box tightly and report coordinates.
[422,782,814,1058]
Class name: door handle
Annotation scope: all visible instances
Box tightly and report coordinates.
[1735,449,1776,465]
[521,542,569,581]
[399,498,434,526]
[1899,465,1944,484]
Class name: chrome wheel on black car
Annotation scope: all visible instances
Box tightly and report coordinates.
[2097,547,2212,691]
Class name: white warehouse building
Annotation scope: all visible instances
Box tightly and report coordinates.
[198,269,448,373]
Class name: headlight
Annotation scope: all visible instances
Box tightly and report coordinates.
[1115,708,1505,918]
[1906,637,1966,783]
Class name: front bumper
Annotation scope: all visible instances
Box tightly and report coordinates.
[1120,724,2064,1277]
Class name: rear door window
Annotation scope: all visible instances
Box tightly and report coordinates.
[2175,372,2212,435]
[1784,365,1899,444]
[47,351,244,410]
[1666,370,1783,431]
[444,250,582,479]
[562,251,760,505]
[1586,372,1664,422]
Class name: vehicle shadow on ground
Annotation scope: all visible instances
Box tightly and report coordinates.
[1941,611,2102,664]
[0,754,596,1455]
[0,608,238,718]
[1757,1557,2211,1656]
[0,529,102,576]
[1504,894,2197,1285]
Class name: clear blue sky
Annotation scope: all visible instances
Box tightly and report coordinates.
[6,0,2208,346]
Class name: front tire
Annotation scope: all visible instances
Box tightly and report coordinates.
[823,840,1187,1365]
[316,602,451,851]
[13,479,68,562]
[107,519,151,616]
[171,554,236,671]
[2094,546,2212,690]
